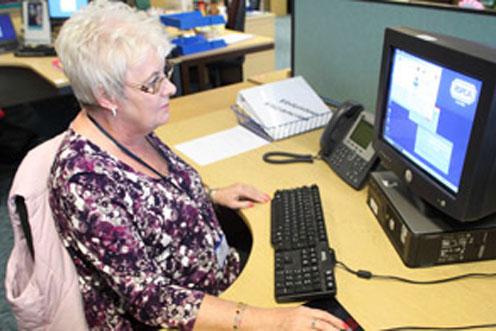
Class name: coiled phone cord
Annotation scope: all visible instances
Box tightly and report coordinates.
[262,151,321,164]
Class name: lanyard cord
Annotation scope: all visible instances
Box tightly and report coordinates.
[86,113,188,196]
[86,114,223,237]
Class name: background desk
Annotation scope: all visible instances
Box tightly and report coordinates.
[243,11,276,81]
[169,30,274,95]
[0,30,274,106]
[155,78,496,330]
[0,53,68,107]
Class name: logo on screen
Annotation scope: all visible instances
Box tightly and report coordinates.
[450,78,477,106]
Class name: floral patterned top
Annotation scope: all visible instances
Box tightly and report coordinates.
[48,129,240,330]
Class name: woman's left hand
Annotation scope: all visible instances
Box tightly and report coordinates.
[210,183,271,209]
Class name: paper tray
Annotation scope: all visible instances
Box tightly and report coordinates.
[171,35,227,55]
[231,104,274,141]
[231,104,332,141]
[160,11,225,30]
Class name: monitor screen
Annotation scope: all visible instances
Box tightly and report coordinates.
[48,0,88,19]
[0,14,17,42]
[383,49,481,193]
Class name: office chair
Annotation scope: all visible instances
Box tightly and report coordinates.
[226,0,246,31]
[5,133,89,330]
[247,0,261,10]
[215,205,252,272]
[208,0,246,87]
[0,106,40,165]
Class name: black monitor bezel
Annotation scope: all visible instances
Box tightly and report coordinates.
[373,27,496,222]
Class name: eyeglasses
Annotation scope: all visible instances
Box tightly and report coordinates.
[128,61,174,95]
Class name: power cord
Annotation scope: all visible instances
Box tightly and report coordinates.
[333,257,496,331]
[381,323,496,330]
[335,259,496,285]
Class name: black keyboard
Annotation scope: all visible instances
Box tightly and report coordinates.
[271,185,337,303]
[14,45,56,57]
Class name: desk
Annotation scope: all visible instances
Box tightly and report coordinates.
[0,30,274,106]
[243,11,276,81]
[0,53,69,107]
[169,30,274,95]
[247,68,291,85]
[155,78,496,330]
[0,10,69,107]
[266,0,288,16]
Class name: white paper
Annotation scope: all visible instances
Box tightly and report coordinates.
[175,126,269,166]
[221,33,254,45]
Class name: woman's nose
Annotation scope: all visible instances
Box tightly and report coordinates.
[161,78,177,97]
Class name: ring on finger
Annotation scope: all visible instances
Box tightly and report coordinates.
[311,318,318,330]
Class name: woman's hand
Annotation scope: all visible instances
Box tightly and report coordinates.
[268,306,348,331]
[210,183,271,209]
[195,295,348,331]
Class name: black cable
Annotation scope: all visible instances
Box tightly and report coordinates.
[381,323,496,331]
[336,258,496,330]
[333,256,496,330]
[335,259,496,285]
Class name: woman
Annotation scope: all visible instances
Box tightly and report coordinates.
[49,1,347,330]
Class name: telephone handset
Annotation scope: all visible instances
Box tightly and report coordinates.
[320,101,364,155]
[320,101,378,189]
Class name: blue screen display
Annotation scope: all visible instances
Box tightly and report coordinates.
[0,14,17,42]
[48,0,88,19]
[383,49,481,193]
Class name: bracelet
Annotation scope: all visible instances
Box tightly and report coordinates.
[233,302,247,330]
[205,186,218,201]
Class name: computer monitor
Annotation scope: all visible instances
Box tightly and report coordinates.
[47,0,88,21]
[0,14,18,53]
[373,27,496,223]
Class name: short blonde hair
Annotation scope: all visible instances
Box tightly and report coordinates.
[55,0,173,106]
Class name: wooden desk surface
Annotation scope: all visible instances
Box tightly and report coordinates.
[247,68,291,85]
[155,80,496,330]
[0,52,67,88]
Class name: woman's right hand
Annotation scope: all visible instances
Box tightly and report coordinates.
[266,306,349,331]
[193,295,348,331]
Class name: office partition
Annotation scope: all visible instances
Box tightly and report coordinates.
[292,0,496,112]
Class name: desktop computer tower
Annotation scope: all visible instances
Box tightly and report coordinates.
[366,171,496,268]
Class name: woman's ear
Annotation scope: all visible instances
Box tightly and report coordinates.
[94,86,118,113]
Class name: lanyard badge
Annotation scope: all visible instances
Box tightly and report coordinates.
[215,234,229,269]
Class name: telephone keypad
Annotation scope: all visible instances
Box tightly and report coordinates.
[327,144,370,189]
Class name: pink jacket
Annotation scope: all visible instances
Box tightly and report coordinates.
[5,132,89,331]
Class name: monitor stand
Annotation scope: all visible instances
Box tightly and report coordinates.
[367,170,496,268]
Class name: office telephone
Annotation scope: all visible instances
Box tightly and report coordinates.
[263,100,378,190]
[320,101,378,189]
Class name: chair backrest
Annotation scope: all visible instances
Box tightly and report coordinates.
[226,0,245,32]
[14,195,34,260]
[5,132,89,331]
